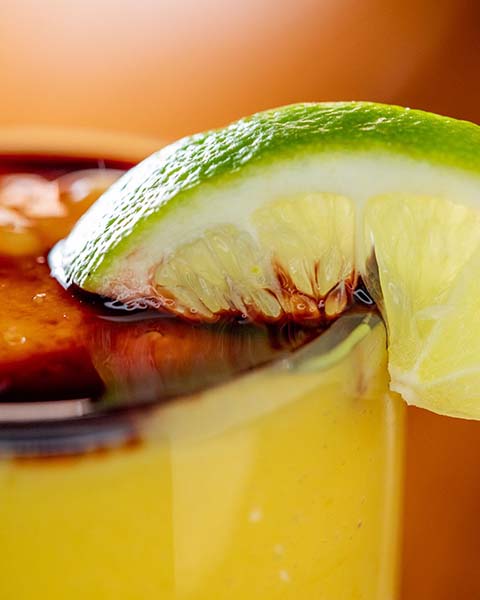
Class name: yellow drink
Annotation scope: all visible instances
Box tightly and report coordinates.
[0,314,404,599]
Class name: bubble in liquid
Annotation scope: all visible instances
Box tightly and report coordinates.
[0,174,63,218]
[3,327,27,346]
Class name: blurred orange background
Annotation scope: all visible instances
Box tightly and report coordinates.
[0,0,479,140]
[1,1,480,598]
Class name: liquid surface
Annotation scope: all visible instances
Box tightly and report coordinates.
[0,255,320,405]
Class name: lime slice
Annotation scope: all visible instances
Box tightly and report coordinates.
[365,194,480,418]
[51,102,480,418]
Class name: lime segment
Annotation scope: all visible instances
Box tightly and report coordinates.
[51,102,480,418]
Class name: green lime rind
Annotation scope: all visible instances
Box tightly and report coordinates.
[56,102,480,289]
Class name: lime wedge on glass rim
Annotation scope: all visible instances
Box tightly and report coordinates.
[50,102,480,419]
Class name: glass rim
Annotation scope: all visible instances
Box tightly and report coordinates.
[0,311,380,423]
[0,311,381,456]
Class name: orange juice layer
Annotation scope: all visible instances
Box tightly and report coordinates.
[0,322,404,600]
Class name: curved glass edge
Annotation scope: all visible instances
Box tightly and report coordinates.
[144,311,387,444]
[0,311,383,455]
[275,311,380,373]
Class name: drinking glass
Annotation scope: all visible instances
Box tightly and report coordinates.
[0,134,405,600]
